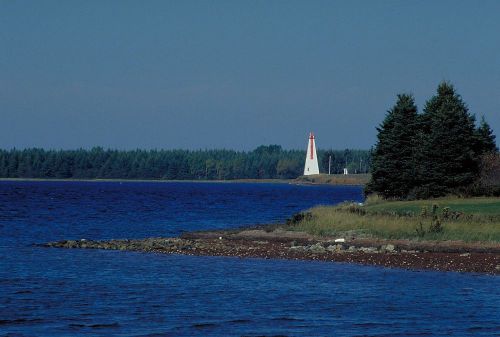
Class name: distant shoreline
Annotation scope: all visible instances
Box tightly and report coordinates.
[0,177,291,184]
[0,175,368,186]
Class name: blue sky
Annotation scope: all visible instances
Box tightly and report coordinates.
[1,0,499,150]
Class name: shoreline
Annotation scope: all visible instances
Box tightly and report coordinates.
[43,227,500,275]
[0,177,291,184]
[0,177,367,186]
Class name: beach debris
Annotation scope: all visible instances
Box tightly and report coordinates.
[334,238,345,243]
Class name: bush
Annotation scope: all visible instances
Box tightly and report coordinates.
[474,152,500,196]
[286,212,313,225]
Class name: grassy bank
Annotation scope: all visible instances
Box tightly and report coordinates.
[295,173,371,185]
[289,196,500,242]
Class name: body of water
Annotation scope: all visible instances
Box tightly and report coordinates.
[0,181,498,336]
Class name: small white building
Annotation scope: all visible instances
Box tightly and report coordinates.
[303,132,320,175]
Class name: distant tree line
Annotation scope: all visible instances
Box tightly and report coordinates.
[367,82,498,199]
[0,146,371,180]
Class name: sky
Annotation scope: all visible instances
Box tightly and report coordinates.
[1,0,500,151]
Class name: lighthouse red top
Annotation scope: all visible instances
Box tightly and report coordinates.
[309,132,315,159]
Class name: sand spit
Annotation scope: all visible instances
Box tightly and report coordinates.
[43,228,500,275]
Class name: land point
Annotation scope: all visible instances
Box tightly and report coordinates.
[44,194,500,275]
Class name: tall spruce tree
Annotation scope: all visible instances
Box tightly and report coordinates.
[415,82,478,197]
[475,116,497,154]
[367,94,419,198]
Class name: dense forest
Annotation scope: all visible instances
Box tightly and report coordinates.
[0,146,371,180]
[367,82,498,199]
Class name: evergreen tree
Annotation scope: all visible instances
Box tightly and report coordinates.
[415,82,478,197]
[321,150,335,174]
[475,116,497,154]
[367,94,419,198]
[0,147,371,180]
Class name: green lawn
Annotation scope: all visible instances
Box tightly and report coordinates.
[288,196,500,242]
[364,197,500,216]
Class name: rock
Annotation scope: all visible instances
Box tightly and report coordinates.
[308,243,326,253]
[359,247,378,253]
[289,246,305,251]
[348,246,357,252]
[496,265,500,271]
[327,244,344,252]
[381,244,395,252]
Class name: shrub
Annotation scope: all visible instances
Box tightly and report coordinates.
[286,212,313,225]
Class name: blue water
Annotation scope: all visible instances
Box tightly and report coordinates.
[0,181,499,336]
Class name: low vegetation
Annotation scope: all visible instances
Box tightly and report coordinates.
[288,196,500,242]
[295,173,371,185]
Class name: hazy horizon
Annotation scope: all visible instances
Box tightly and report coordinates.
[2,1,499,150]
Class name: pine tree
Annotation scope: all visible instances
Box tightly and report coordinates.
[475,116,497,154]
[367,94,419,198]
[415,82,478,197]
[321,150,335,173]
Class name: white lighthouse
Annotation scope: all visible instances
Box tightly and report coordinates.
[303,132,320,175]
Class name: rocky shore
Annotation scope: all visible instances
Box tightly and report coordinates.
[43,228,500,274]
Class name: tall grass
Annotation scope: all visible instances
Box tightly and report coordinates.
[289,198,500,242]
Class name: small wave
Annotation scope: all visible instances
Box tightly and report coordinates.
[270,317,304,322]
[241,334,290,337]
[68,322,120,329]
[226,319,253,324]
[0,318,44,326]
[467,326,500,332]
[89,322,120,329]
[353,322,392,328]
[192,322,218,329]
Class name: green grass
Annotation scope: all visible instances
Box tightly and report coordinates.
[364,196,500,215]
[295,173,371,185]
[288,196,500,242]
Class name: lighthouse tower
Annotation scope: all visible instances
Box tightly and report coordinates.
[303,132,320,175]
